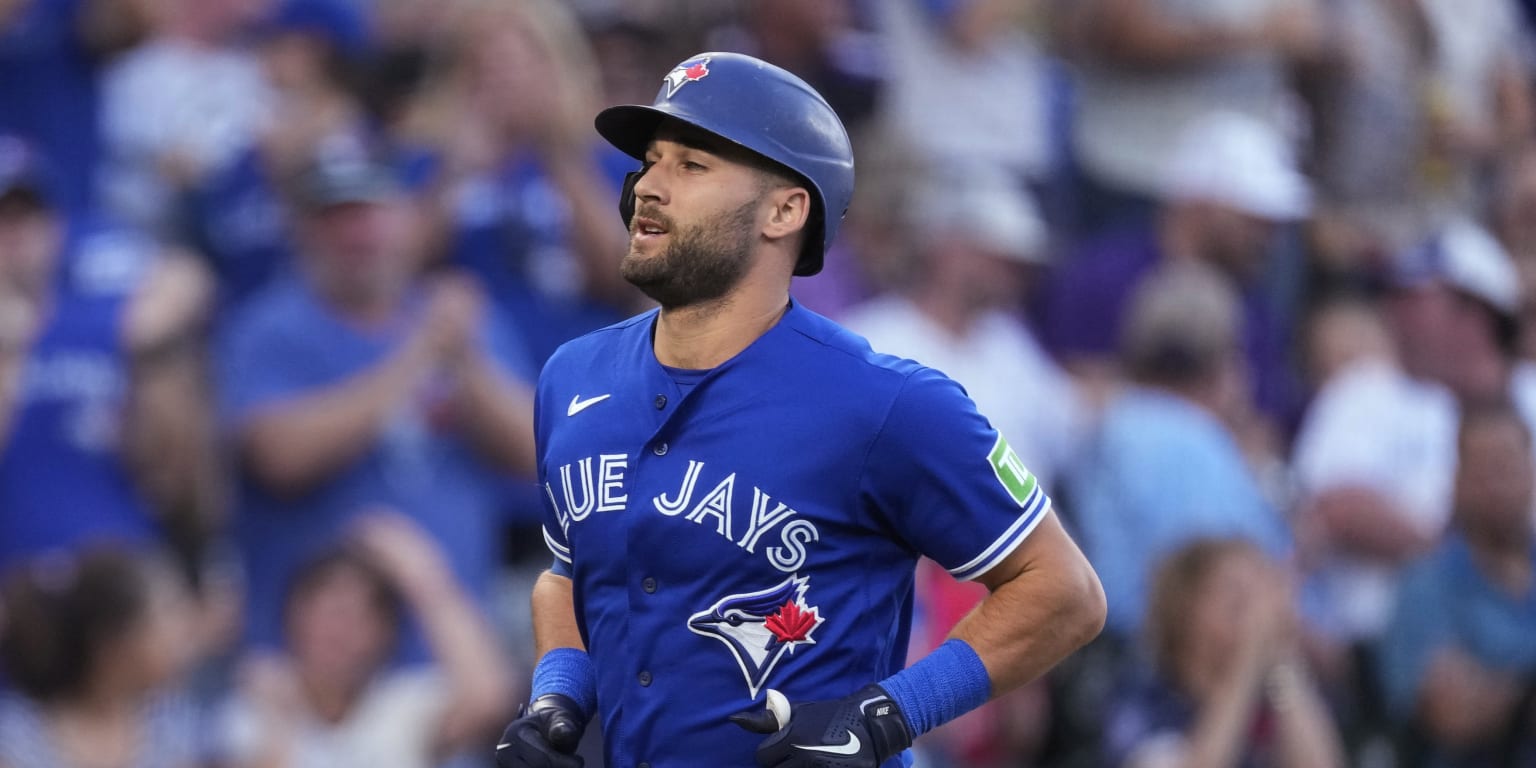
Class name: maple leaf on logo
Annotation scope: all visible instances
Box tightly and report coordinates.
[684,61,709,81]
[765,600,818,643]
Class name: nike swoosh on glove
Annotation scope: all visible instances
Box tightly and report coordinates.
[730,685,913,767]
[495,693,586,768]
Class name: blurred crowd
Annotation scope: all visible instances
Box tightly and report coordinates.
[1,0,1535,766]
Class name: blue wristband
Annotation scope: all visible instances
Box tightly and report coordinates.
[878,639,992,736]
[530,647,597,720]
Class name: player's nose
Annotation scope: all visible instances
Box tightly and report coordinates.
[631,162,668,206]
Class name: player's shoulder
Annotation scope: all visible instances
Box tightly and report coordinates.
[538,308,658,387]
[781,301,965,402]
[545,309,656,361]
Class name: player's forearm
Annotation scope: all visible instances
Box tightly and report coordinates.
[239,339,430,497]
[531,570,586,658]
[950,516,1105,695]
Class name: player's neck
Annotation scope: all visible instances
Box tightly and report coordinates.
[653,282,790,370]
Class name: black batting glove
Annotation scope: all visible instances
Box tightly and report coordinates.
[495,693,586,768]
[730,685,914,767]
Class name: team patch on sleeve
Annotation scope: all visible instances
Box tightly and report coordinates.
[946,433,1052,582]
[987,433,1037,507]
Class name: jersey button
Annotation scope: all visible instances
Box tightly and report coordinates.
[638,670,652,686]
[642,577,657,593]
[654,394,667,409]
[652,442,668,456]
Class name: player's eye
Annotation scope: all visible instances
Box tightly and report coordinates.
[680,160,706,172]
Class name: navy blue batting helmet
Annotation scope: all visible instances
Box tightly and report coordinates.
[595,52,855,277]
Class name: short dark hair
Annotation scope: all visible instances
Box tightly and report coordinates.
[0,548,163,703]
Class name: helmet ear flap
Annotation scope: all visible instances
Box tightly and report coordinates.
[619,169,643,229]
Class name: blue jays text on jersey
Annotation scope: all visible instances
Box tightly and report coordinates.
[536,300,1052,768]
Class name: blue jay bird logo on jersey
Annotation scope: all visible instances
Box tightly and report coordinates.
[688,575,824,697]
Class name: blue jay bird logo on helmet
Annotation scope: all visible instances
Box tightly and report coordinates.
[688,575,824,697]
[662,55,712,99]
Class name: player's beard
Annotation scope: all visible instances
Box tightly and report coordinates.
[621,198,757,310]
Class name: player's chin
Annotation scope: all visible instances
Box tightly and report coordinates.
[621,251,670,288]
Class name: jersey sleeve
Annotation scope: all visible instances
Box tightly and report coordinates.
[534,356,574,568]
[860,367,1053,582]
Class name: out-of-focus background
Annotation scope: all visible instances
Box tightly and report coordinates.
[0,0,1534,766]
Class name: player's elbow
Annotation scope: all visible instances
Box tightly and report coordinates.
[1061,554,1107,652]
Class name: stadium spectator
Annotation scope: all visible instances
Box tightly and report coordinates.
[1293,219,1526,645]
[219,512,511,768]
[1061,0,1322,234]
[395,0,633,367]
[1415,0,1534,214]
[841,170,1082,486]
[1378,400,1536,766]
[98,0,276,237]
[1290,217,1532,756]
[706,0,883,135]
[1105,538,1344,768]
[0,136,220,575]
[1303,0,1437,279]
[1069,261,1291,640]
[218,154,536,654]
[1041,110,1311,425]
[184,0,375,312]
[0,547,207,768]
[876,0,1057,191]
[0,0,148,220]
[1489,147,1536,366]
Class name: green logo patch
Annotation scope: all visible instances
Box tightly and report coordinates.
[988,434,1037,507]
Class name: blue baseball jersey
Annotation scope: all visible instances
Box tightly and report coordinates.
[537,300,1052,767]
[0,224,160,571]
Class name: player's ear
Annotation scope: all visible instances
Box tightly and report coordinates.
[761,185,810,243]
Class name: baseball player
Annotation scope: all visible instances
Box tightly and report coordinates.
[495,52,1105,768]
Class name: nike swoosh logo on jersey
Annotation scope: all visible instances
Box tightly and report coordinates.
[568,394,611,416]
[795,731,861,756]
